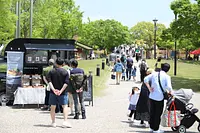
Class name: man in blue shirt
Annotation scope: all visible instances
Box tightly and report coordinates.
[144,63,172,133]
[126,55,133,80]
[69,60,86,119]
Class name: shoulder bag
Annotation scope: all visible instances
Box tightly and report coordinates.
[158,72,169,100]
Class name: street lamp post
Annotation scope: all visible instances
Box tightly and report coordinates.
[153,18,158,59]
[174,13,178,76]
[30,0,33,38]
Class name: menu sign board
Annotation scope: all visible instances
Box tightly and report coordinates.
[25,50,48,64]
[6,51,24,100]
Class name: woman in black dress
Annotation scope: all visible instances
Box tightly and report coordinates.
[134,68,154,127]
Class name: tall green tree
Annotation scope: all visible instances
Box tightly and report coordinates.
[80,19,130,51]
[0,0,16,44]
[130,21,166,49]
[170,0,200,48]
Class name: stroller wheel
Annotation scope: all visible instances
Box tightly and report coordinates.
[198,124,200,132]
[178,125,186,133]
[171,127,178,131]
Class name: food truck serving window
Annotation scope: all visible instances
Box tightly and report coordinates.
[25,50,48,64]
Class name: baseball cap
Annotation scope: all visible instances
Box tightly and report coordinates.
[48,59,55,64]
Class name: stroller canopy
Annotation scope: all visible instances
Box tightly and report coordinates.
[174,88,194,104]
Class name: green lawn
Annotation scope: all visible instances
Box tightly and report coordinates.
[146,59,200,92]
[0,59,110,97]
[1,58,199,94]
[76,59,110,96]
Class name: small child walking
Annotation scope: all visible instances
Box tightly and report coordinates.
[128,86,140,122]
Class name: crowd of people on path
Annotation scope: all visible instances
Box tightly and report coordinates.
[40,46,172,133]
[40,58,88,128]
[126,56,173,133]
[110,51,148,85]
[109,46,174,133]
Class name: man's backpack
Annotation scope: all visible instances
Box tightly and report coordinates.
[70,74,88,92]
[140,62,147,71]
[120,56,125,62]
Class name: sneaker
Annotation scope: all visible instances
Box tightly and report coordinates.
[40,106,48,111]
[128,117,132,121]
[150,128,154,132]
[138,123,146,127]
[68,113,74,116]
[145,123,149,128]
[62,121,72,128]
[128,117,134,122]
[153,130,164,133]
[51,122,56,128]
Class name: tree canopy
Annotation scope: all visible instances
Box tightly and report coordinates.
[170,0,200,48]
[0,0,16,44]
[1,0,200,53]
[80,19,130,51]
[130,21,166,49]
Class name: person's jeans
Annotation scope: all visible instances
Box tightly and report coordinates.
[126,68,132,80]
[72,92,85,114]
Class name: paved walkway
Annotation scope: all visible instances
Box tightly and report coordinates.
[0,68,200,133]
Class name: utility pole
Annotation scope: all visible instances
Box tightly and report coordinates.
[30,0,33,38]
[15,1,20,38]
[174,13,178,76]
[153,18,158,59]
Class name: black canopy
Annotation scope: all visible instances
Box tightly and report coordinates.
[5,38,76,52]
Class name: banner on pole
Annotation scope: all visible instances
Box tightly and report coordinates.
[6,51,24,100]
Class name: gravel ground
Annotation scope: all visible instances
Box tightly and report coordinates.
[0,68,200,133]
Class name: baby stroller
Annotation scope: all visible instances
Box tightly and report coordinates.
[166,89,200,133]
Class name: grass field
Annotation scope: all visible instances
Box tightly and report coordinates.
[146,59,200,92]
[77,59,110,96]
[1,58,199,95]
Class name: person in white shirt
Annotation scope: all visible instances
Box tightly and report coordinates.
[128,86,140,122]
[144,63,172,133]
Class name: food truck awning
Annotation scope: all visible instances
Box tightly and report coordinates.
[76,42,93,50]
[24,43,77,51]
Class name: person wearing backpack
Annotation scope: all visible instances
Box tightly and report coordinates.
[139,59,148,82]
[120,53,126,67]
[126,55,133,81]
[114,58,124,85]
[69,59,87,119]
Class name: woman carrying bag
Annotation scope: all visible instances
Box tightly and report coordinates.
[113,58,124,85]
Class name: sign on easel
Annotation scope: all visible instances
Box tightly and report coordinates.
[6,51,24,101]
[83,72,93,106]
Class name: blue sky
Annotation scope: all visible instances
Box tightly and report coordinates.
[75,0,175,28]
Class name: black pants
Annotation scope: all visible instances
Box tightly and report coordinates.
[129,110,135,117]
[126,68,132,80]
[149,99,164,131]
[44,90,50,105]
[140,71,146,82]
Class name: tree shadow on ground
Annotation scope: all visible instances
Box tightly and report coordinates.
[171,77,200,92]
[128,130,198,133]
[33,124,52,128]
[33,124,63,128]
[179,60,200,65]
[11,104,42,110]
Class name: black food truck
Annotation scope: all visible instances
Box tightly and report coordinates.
[1,38,77,105]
